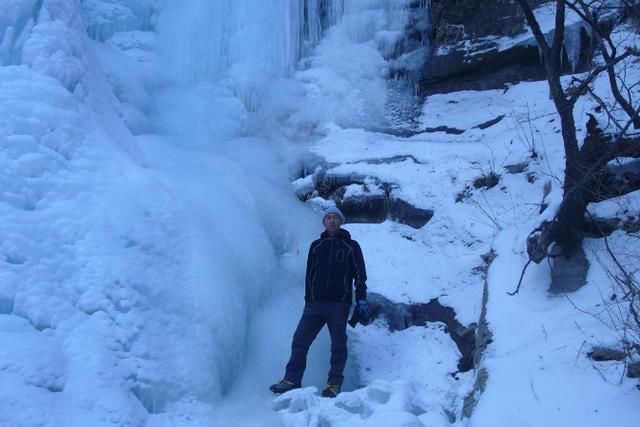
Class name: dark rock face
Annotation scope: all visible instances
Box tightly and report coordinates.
[388,198,434,229]
[339,196,434,229]
[339,195,388,224]
[431,0,533,41]
[587,346,627,362]
[313,172,373,199]
[365,293,477,372]
[421,42,547,94]
[421,0,594,94]
[422,0,543,94]
[300,169,434,229]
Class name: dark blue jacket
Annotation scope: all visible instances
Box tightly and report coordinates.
[305,228,367,305]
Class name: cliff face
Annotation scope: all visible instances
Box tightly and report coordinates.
[431,0,531,40]
[420,0,593,95]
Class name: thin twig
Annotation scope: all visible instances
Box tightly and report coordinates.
[575,340,587,365]
[508,259,533,295]
[530,378,540,403]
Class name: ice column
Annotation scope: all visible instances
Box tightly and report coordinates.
[160,0,350,86]
[563,22,592,72]
[301,0,344,56]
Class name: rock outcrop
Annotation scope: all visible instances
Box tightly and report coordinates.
[295,168,434,229]
[365,293,477,373]
[420,0,595,94]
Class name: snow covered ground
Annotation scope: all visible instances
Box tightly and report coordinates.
[287,74,640,424]
[1,0,639,426]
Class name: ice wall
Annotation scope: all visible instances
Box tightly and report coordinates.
[286,0,422,130]
[1,1,310,424]
[1,0,428,424]
[0,1,173,424]
[156,0,422,132]
[158,0,343,86]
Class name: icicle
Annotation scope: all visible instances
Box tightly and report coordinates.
[563,23,584,72]
[299,0,345,58]
[305,0,323,46]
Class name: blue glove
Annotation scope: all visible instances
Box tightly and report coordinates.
[357,300,368,316]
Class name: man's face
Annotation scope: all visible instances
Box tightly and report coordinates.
[323,213,342,234]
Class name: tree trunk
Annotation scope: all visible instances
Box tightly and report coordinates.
[552,182,588,253]
[547,64,586,255]
[517,0,639,262]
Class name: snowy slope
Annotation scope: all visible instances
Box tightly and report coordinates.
[276,42,639,427]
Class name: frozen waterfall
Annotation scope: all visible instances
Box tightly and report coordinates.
[0,0,427,425]
[156,0,425,129]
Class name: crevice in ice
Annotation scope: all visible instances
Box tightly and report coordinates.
[301,0,344,57]
[462,250,495,419]
[132,382,168,414]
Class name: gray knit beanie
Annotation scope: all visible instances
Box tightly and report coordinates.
[323,206,345,223]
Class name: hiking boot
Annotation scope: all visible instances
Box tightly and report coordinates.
[269,379,300,394]
[320,383,341,398]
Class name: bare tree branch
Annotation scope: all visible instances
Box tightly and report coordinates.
[552,1,567,59]
[566,0,640,127]
[515,0,640,264]
[569,48,640,105]
[508,259,533,296]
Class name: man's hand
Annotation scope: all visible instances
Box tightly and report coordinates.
[357,300,368,316]
[348,300,370,328]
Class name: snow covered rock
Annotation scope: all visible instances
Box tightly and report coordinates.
[421,0,597,94]
[297,168,433,228]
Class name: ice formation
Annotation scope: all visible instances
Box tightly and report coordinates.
[0,1,427,425]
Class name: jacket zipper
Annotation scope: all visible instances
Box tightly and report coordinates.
[326,239,334,299]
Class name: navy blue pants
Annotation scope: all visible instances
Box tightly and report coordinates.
[284,302,350,386]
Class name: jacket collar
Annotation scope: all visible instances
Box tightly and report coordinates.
[320,228,351,240]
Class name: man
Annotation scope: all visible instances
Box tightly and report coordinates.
[270,206,368,398]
